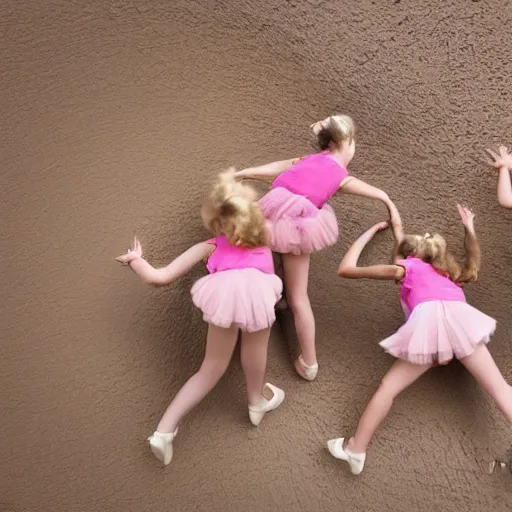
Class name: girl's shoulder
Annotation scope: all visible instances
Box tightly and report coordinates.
[396,256,420,269]
[207,234,228,244]
[395,257,427,277]
[292,152,327,166]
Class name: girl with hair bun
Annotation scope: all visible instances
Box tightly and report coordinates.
[235,115,401,381]
[116,170,285,466]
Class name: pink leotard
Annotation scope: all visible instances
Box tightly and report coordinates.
[398,257,465,317]
[206,235,274,275]
[271,152,349,208]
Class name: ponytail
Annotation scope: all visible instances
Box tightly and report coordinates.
[311,114,355,151]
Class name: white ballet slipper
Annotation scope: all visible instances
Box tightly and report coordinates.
[294,354,319,381]
[248,383,285,426]
[148,429,178,466]
[327,437,366,475]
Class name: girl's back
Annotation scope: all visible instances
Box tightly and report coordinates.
[206,235,274,275]
[271,152,348,208]
[398,257,465,314]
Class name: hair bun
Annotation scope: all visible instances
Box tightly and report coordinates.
[311,115,355,151]
[310,119,327,135]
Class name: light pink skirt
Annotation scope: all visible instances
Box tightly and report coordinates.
[380,300,497,365]
[259,187,339,255]
[191,268,283,332]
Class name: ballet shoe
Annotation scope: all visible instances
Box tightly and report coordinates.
[327,437,366,475]
[148,429,178,466]
[248,383,285,426]
[294,354,318,381]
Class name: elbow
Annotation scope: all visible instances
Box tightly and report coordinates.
[143,276,160,286]
[337,264,352,278]
[498,197,512,209]
[380,192,393,206]
[144,271,166,287]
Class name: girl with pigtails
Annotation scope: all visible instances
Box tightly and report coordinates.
[327,204,512,475]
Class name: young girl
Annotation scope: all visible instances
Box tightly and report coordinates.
[235,115,401,381]
[327,205,512,475]
[487,145,512,207]
[116,170,285,466]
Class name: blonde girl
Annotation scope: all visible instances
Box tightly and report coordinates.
[327,206,512,475]
[235,115,401,381]
[116,170,285,466]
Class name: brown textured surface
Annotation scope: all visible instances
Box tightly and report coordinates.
[2,1,512,511]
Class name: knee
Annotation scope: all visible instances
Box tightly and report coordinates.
[198,360,228,384]
[375,377,398,401]
[287,292,310,313]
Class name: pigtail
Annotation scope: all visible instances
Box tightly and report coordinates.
[457,229,480,284]
[422,234,461,282]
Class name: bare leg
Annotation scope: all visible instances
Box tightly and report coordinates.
[240,328,271,405]
[282,253,316,366]
[460,344,512,423]
[347,359,432,453]
[156,324,239,433]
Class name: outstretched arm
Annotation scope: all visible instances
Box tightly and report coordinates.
[389,205,405,264]
[338,221,405,280]
[116,237,213,286]
[487,146,512,208]
[456,205,480,283]
[339,177,402,231]
[498,167,512,208]
[234,157,299,183]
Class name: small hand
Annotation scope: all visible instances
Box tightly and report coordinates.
[457,204,475,230]
[486,146,512,170]
[115,236,143,265]
[363,221,389,240]
[371,221,389,233]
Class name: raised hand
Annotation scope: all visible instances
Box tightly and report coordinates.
[115,236,143,265]
[369,221,389,235]
[486,146,512,170]
[457,204,475,231]
[361,221,389,243]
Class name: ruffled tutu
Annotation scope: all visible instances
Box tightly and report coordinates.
[380,300,497,365]
[259,187,338,255]
[191,268,283,332]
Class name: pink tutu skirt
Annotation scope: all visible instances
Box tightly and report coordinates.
[259,187,339,255]
[380,300,497,365]
[191,268,283,332]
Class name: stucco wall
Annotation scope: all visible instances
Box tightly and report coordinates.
[1,1,512,511]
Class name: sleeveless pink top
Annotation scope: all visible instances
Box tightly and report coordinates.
[398,257,465,317]
[206,235,274,275]
[271,152,349,208]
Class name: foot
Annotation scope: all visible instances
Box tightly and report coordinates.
[248,383,285,426]
[148,429,178,466]
[294,354,318,381]
[327,437,366,475]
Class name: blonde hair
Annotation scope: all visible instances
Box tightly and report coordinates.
[397,232,480,284]
[201,168,268,248]
[310,114,355,151]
